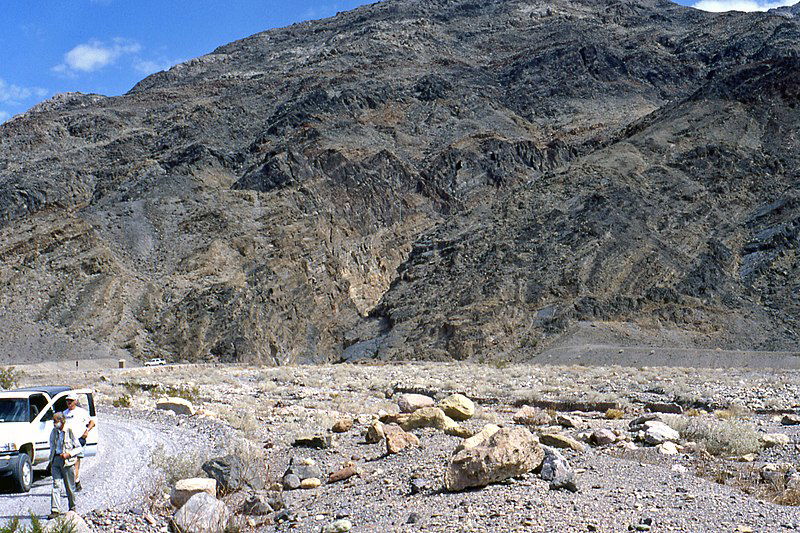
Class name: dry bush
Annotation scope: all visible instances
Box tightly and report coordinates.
[112,394,132,408]
[149,445,211,486]
[0,367,23,390]
[605,408,624,420]
[713,404,752,420]
[665,415,762,456]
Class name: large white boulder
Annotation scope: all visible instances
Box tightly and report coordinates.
[157,396,195,416]
[171,477,217,508]
[173,492,231,533]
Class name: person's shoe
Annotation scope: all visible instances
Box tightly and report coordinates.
[47,511,62,520]
[75,481,83,491]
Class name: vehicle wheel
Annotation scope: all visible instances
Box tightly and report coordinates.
[11,452,32,493]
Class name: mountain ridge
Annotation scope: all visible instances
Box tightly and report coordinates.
[1,0,798,364]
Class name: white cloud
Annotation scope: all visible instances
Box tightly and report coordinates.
[0,111,10,123]
[692,0,795,12]
[0,78,48,104]
[132,57,181,75]
[54,38,141,74]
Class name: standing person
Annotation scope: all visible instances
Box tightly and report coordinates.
[48,412,82,518]
[63,393,94,491]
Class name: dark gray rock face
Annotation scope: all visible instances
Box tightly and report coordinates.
[0,0,798,364]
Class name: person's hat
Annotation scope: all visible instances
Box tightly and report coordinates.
[66,393,79,401]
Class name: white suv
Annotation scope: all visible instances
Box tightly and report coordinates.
[0,387,98,492]
[143,358,167,367]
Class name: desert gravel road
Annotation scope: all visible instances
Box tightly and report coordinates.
[0,414,193,522]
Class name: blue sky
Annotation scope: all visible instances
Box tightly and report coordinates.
[0,0,795,123]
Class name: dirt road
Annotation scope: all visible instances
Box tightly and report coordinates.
[0,414,198,522]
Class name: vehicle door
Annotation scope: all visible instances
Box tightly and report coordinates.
[39,389,99,458]
[72,389,98,457]
[28,393,51,464]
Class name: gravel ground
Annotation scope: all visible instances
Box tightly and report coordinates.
[7,362,800,532]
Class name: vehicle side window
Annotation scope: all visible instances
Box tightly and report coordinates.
[53,397,68,414]
[75,393,94,417]
[41,407,53,422]
[30,394,48,421]
[29,394,47,422]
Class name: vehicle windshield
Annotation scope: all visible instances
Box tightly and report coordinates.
[0,399,28,423]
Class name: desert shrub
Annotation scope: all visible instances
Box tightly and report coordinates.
[224,437,272,494]
[665,415,762,456]
[0,514,75,533]
[149,445,210,486]
[713,404,752,420]
[112,394,132,408]
[605,408,624,420]
[0,367,22,390]
[160,384,200,404]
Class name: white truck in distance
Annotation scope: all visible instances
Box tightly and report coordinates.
[0,387,98,492]
[144,358,167,367]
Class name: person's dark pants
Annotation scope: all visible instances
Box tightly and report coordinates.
[51,456,76,513]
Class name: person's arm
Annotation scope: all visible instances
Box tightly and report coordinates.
[82,417,95,439]
[63,428,83,459]
[48,430,56,464]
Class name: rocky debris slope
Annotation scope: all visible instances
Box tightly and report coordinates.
[1,0,800,363]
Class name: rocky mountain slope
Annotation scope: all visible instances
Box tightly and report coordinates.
[0,0,798,364]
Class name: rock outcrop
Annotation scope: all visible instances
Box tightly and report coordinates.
[1,0,799,365]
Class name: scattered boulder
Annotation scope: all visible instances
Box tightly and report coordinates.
[332,418,354,433]
[761,433,791,447]
[398,394,435,413]
[556,414,581,429]
[384,424,420,454]
[439,394,475,421]
[45,511,90,533]
[645,402,683,414]
[202,455,243,492]
[171,478,217,508]
[322,519,353,533]
[642,421,680,445]
[657,442,679,455]
[301,477,322,489]
[293,435,334,449]
[173,492,231,533]
[445,427,544,491]
[284,457,323,482]
[513,405,552,426]
[156,397,195,416]
[455,424,501,453]
[539,433,586,452]
[329,464,359,483]
[629,414,661,431]
[781,414,800,426]
[760,463,789,483]
[400,407,459,433]
[366,420,385,443]
[282,474,301,490]
[590,429,617,446]
[242,491,284,515]
[540,446,578,492]
[379,412,411,425]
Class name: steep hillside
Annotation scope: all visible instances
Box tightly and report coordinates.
[0,0,798,364]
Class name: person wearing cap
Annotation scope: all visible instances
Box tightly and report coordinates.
[48,411,82,518]
[62,393,95,491]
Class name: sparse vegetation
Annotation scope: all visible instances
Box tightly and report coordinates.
[0,366,22,390]
[0,514,75,533]
[665,415,762,456]
[149,445,210,486]
[112,394,133,408]
[605,408,624,420]
[160,384,201,404]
